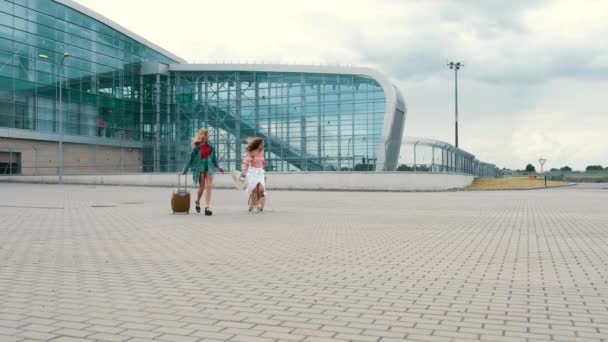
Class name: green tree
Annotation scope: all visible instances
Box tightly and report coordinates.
[560,166,572,171]
[525,164,536,172]
[550,168,559,172]
[586,165,603,171]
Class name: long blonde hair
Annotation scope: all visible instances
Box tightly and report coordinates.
[192,128,209,147]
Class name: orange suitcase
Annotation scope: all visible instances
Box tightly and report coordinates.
[171,173,190,214]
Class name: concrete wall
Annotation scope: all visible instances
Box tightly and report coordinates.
[0,137,141,175]
[0,172,474,191]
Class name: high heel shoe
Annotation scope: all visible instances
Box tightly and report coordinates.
[204,208,212,216]
[195,201,201,213]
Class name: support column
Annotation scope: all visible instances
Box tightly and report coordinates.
[317,84,321,166]
[321,77,326,169]
[300,74,306,170]
[255,74,260,133]
[235,72,241,166]
[203,74,209,129]
[196,75,201,130]
[226,74,232,170]
[448,150,452,172]
[413,142,417,171]
[300,117,306,170]
[337,76,342,170]
[267,79,272,169]
[155,73,161,172]
[351,75,355,169]
[139,73,143,142]
[214,73,219,152]
[285,76,289,172]
[166,75,172,171]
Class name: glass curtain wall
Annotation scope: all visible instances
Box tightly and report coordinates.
[0,0,177,144]
[171,71,387,172]
[0,0,393,173]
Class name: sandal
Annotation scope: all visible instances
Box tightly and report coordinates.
[204,207,212,216]
[195,201,201,213]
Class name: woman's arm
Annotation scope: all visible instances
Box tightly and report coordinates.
[212,146,220,169]
[211,145,223,172]
[241,155,252,174]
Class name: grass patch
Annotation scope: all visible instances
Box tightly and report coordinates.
[466,177,567,190]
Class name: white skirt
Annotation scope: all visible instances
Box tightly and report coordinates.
[245,166,266,194]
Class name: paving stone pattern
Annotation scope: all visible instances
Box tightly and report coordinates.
[1,183,607,342]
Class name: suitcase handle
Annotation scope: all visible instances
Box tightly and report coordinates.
[178,172,187,190]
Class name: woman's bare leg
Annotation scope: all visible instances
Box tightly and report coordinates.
[257,183,265,211]
[250,187,258,210]
[196,173,204,204]
[204,173,213,208]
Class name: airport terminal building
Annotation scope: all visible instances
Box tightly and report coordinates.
[0,0,406,174]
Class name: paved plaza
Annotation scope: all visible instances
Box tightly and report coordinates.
[1,183,607,342]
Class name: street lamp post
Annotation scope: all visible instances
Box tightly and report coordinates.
[447,61,463,148]
[39,52,70,184]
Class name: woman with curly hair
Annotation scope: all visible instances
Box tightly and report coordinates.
[182,128,223,215]
[241,137,266,213]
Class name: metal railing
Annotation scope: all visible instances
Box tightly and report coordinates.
[398,137,500,177]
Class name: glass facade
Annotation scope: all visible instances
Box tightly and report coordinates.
[0,0,406,174]
[0,0,178,144]
[169,71,388,172]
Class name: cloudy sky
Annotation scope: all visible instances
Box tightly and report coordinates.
[75,0,608,170]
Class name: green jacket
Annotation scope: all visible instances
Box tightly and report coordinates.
[182,143,219,184]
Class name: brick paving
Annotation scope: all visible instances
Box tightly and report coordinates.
[0,182,607,342]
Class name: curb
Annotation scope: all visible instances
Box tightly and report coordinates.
[0,180,460,193]
[462,183,577,191]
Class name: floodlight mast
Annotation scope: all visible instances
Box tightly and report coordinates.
[447,61,463,148]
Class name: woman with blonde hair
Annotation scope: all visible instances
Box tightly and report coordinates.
[241,137,266,213]
[182,128,223,215]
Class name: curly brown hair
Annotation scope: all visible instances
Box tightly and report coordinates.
[246,137,264,153]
